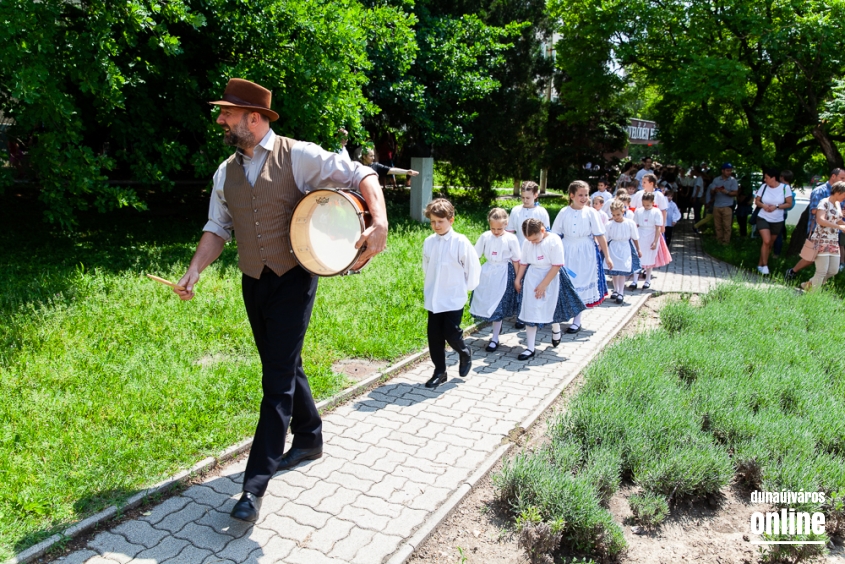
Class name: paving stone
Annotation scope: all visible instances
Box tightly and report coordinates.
[315,487,362,514]
[214,531,273,564]
[160,543,212,564]
[196,507,253,538]
[266,469,318,491]
[327,527,376,561]
[366,475,409,501]
[85,557,122,564]
[351,532,403,564]
[368,450,409,474]
[351,494,403,518]
[152,501,212,533]
[382,506,428,538]
[181,485,233,509]
[90,531,143,562]
[137,496,191,526]
[302,517,355,553]
[258,514,314,543]
[111,520,168,549]
[204,476,243,496]
[258,484,305,515]
[284,546,348,564]
[403,484,452,511]
[337,505,392,531]
[324,471,375,493]
[245,536,297,563]
[130,536,190,563]
[172,522,233,553]
[55,550,99,564]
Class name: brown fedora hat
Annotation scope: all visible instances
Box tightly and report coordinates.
[209,78,279,122]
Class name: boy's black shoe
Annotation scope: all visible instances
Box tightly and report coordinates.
[458,350,472,377]
[231,492,262,522]
[784,268,796,281]
[514,321,526,329]
[425,372,447,388]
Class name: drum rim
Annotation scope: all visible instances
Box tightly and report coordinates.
[290,188,368,277]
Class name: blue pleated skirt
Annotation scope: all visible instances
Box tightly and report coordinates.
[518,268,586,327]
[471,262,522,322]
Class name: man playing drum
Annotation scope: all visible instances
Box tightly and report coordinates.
[174,78,387,522]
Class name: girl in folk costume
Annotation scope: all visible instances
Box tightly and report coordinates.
[604,200,642,305]
[513,219,585,360]
[550,180,613,334]
[470,208,522,352]
[632,192,671,289]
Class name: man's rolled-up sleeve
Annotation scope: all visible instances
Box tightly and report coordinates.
[202,163,233,242]
[292,142,376,192]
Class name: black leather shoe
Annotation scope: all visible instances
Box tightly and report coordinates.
[277,446,323,471]
[485,340,499,352]
[551,332,561,347]
[458,350,472,377]
[514,321,526,330]
[231,492,262,522]
[615,295,624,305]
[517,349,535,361]
[425,372,447,388]
[566,324,581,334]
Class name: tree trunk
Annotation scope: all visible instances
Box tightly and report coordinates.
[812,123,844,170]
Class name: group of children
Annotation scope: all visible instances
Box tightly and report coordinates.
[421,179,673,388]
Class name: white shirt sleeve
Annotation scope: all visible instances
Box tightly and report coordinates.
[462,237,482,292]
[550,208,565,235]
[422,237,431,275]
[540,207,551,229]
[520,240,532,264]
[589,208,606,236]
[549,236,565,266]
[474,232,486,259]
[291,141,376,192]
[507,233,522,262]
[506,207,519,232]
[202,161,233,241]
[628,219,639,240]
[653,209,664,226]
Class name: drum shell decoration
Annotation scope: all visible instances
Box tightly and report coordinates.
[290,189,372,276]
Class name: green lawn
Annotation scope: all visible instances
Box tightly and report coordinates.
[0,190,565,559]
[494,283,845,562]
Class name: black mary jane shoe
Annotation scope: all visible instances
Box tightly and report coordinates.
[231,492,262,523]
[615,295,624,305]
[485,340,499,352]
[277,446,323,471]
[517,349,535,361]
[566,324,581,334]
[425,372,447,388]
[514,321,526,330]
[551,332,561,347]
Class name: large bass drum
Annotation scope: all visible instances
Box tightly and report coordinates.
[289,189,372,276]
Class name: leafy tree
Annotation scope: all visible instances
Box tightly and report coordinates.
[551,0,845,171]
[0,0,414,226]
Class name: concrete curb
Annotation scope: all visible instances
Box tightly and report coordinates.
[6,323,486,564]
[383,294,651,564]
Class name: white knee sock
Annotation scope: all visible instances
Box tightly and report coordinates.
[525,326,537,351]
[551,322,561,337]
[571,312,583,329]
[645,268,653,283]
[491,321,502,342]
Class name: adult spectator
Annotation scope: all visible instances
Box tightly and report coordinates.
[754,168,793,275]
[801,181,845,291]
[175,78,387,523]
[690,168,706,222]
[708,163,739,245]
[359,147,419,185]
[785,168,845,279]
[616,161,635,190]
[634,156,655,189]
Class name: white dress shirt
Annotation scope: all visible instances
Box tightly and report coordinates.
[203,129,376,241]
[423,228,482,313]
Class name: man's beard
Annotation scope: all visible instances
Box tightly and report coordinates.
[223,114,255,149]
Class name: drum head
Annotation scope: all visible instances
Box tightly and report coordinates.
[291,190,365,275]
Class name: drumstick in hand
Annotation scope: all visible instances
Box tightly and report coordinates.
[146,274,185,291]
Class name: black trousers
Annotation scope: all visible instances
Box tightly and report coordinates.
[427,309,469,373]
[664,226,674,246]
[241,266,322,497]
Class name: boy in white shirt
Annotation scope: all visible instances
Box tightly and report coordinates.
[664,190,682,246]
[423,199,482,388]
[591,179,612,203]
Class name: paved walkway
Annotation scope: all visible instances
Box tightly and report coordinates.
[53,219,733,564]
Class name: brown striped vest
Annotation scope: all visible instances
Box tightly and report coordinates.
[223,136,303,279]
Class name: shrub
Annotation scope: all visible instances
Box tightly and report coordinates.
[635,443,733,501]
[628,492,669,527]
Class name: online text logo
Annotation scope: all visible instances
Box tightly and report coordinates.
[748,490,826,545]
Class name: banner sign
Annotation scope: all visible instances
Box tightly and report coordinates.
[627,118,659,145]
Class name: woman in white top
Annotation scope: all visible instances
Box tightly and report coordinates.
[551,180,613,333]
[470,208,522,352]
[754,168,794,275]
[514,219,585,360]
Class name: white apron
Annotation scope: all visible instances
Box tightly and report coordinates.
[607,240,632,272]
[519,265,559,324]
[470,262,508,318]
